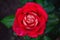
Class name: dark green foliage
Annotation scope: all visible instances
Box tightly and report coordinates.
[1,15,14,28]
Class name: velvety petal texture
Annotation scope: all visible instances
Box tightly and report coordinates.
[13,2,48,38]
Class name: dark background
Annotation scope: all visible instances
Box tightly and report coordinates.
[0,0,60,40]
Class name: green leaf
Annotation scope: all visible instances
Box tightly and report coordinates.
[43,1,55,13]
[44,4,55,13]
[24,36,40,40]
[24,36,30,40]
[45,14,59,33]
[27,0,34,2]
[47,14,59,26]
[31,36,40,40]
[36,0,44,3]
[19,0,34,4]
[43,36,51,40]
[19,0,27,4]
[31,38,36,40]
[1,15,14,28]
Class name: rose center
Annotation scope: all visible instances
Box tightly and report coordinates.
[23,12,38,29]
[26,15,35,24]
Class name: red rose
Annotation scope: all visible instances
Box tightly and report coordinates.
[13,2,48,38]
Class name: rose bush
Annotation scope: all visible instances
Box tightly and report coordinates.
[13,2,48,38]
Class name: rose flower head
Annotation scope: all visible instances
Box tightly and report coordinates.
[12,2,48,38]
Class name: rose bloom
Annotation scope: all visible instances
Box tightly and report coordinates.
[13,2,48,38]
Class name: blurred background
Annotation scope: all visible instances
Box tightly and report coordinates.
[0,0,60,40]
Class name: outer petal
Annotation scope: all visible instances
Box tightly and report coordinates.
[22,2,38,14]
[37,2,48,21]
[38,24,46,35]
[37,17,46,35]
[13,8,26,36]
[27,31,38,38]
[15,8,22,17]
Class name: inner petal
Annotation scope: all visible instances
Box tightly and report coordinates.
[23,12,39,29]
[26,15,35,24]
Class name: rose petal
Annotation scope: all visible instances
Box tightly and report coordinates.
[13,18,26,36]
[27,31,38,38]
[38,24,46,35]
[22,2,38,14]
